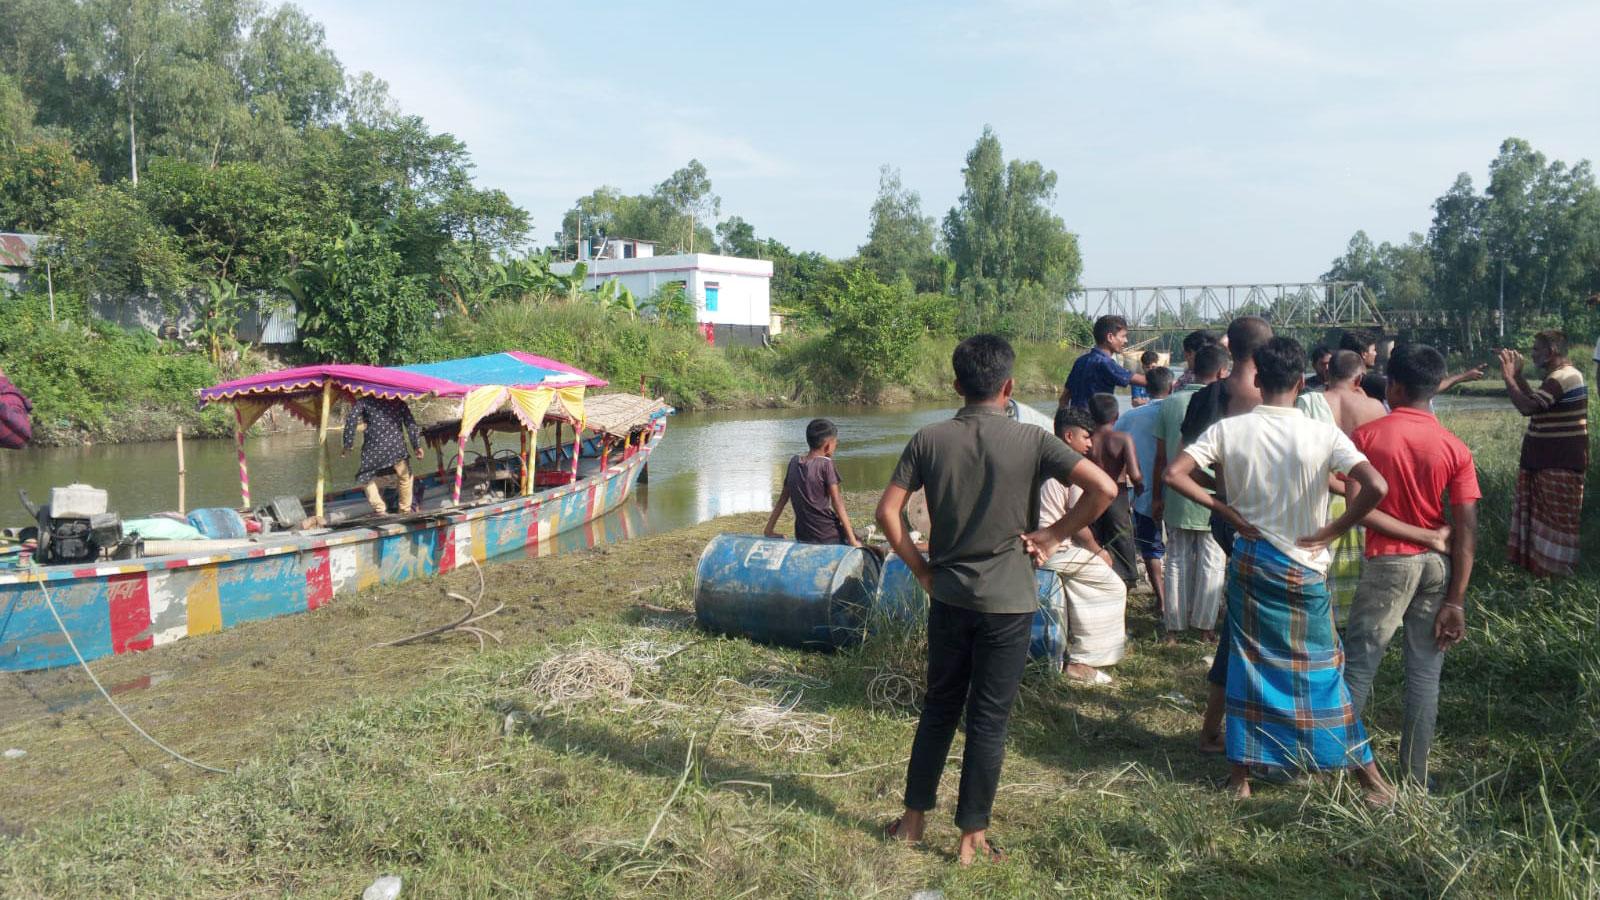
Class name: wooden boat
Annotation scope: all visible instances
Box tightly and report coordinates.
[0,352,668,672]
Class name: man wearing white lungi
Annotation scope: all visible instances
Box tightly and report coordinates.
[1041,406,1128,683]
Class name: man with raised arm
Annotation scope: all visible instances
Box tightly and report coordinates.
[1060,315,1147,408]
[1500,330,1587,576]
[879,334,1116,865]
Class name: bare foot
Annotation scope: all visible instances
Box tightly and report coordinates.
[1198,731,1225,754]
[1200,629,1217,644]
[1355,764,1396,808]
[1226,771,1252,799]
[886,809,926,843]
[956,829,1004,866]
[1066,663,1113,684]
[1162,633,1180,647]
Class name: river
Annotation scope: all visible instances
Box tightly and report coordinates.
[0,393,1511,554]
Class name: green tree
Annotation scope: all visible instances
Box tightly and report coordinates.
[653,159,719,253]
[715,215,761,257]
[68,0,184,184]
[823,267,921,384]
[859,164,935,286]
[1483,138,1600,324]
[285,220,435,364]
[1427,173,1492,349]
[942,127,1082,336]
[1322,229,1434,310]
[137,156,319,287]
[47,182,192,302]
[0,73,41,151]
[0,141,99,232]
[556,161,719,255]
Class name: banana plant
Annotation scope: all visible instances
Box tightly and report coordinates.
[195,276,243,366]
[595,278,639,319]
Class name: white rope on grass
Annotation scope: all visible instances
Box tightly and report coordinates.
[29,571,231,775]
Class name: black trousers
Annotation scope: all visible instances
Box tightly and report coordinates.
[1094,488,1139,587]
[904,599,1033,832]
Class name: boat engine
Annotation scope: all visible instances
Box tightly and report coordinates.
[18,484,126,565]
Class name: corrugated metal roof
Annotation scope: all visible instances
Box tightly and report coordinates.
[0,233,43,269]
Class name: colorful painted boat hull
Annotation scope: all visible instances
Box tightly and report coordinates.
[0,432,657,672]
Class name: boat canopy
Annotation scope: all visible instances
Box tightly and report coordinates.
[200,352,614,511]
[200,351,609,437]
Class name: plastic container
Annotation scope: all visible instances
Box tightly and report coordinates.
[49,484,108,518]
[1030,569,1067,669]
[874,554,928,624]
[187,507,248,540]
[875,558,1066,667]
[694,535,881,650]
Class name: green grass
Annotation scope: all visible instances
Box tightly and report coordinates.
[2,409,1598,897]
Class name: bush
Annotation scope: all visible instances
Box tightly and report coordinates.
[820,268,923,387]
[287,221,438,365]
[0,291,232,444]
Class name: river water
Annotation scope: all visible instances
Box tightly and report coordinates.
[0,394,1511,553]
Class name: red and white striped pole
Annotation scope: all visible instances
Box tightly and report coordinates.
[233,406,251,508]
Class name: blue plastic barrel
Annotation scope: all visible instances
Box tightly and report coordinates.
[874,555,928,624]
[1031,568,1067,670]
[694,535,882,650]
[872,557,1066,667]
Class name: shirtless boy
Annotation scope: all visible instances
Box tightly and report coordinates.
[1089,393,1141,588]
[1323,350,1388,435]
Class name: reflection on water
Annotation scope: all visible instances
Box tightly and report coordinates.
[0,392,1511,559]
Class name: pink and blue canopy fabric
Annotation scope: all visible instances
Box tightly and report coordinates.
[199,352,607,405]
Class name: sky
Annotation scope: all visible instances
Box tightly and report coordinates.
[295,0,1599,286]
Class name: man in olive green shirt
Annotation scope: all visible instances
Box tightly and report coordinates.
[877,334,1116,866]
[1153,341,1229,642]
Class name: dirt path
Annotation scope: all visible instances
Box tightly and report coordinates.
[0,510,771,833]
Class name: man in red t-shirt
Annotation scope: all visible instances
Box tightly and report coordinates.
[1343,344,1480,787]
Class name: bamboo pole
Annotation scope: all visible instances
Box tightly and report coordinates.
[315,380,333,520]
[176,426,187,515]
[519,429,530,495]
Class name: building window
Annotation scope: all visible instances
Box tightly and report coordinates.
[704,281,719,312]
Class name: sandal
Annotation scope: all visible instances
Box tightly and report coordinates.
[981,839,1006,863]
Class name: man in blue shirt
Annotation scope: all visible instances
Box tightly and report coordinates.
[1115,366,1172,614]
[1061,315,1148,408]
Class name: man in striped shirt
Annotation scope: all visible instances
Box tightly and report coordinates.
[1501,330,1588,576]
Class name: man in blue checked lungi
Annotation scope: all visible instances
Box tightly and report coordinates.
[1165,337,1396,804]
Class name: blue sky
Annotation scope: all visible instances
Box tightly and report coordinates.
[297,0,1599,285]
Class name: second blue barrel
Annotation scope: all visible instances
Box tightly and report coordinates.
[874,555,1066,667]
[694,535,882,651]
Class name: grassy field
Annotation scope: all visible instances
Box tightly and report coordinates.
[1,408,1598,897]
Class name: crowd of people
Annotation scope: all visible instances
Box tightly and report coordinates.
[767,317,1589,865]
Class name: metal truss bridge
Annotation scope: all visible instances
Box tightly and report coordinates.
[1065,281,1386,332]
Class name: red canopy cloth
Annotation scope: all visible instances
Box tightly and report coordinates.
[199,352,607,405]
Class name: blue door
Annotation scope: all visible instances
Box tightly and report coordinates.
[704,283,719,313]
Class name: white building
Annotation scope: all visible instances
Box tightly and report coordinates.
[552,246,774,347]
